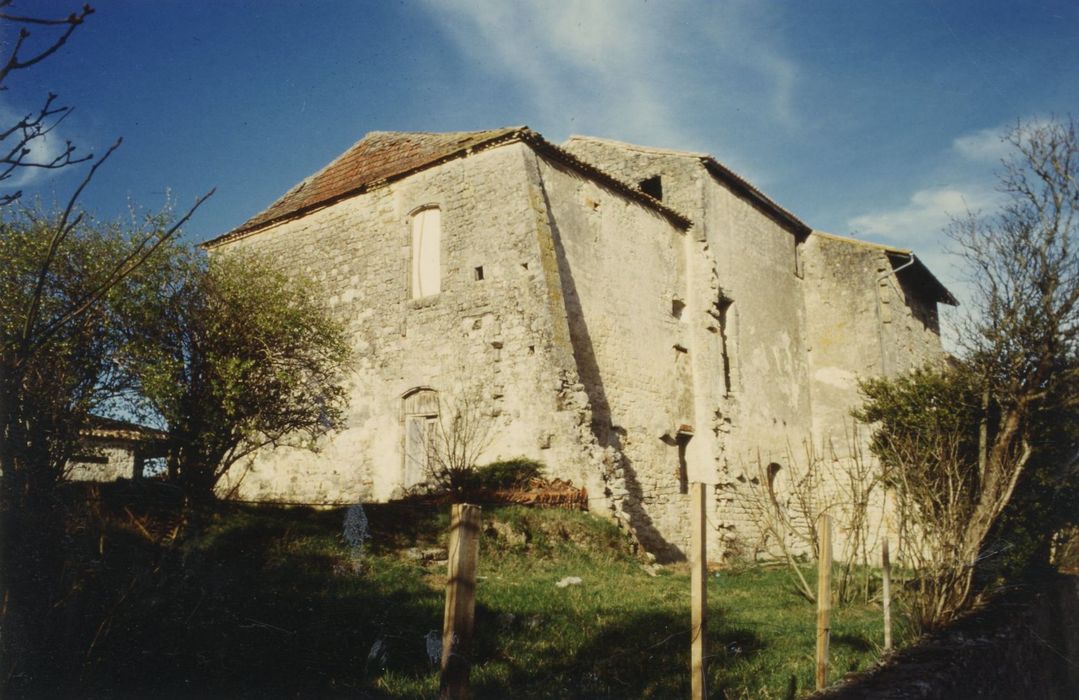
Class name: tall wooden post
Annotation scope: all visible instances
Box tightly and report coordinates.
[882,536,893,651]
[690,482,708,700]
[815,513,832,691]
[441,504,481,700]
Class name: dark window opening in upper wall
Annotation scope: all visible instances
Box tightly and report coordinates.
[640,175,663,201]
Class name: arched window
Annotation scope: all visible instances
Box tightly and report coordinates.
[410,207,441,298]
[402,388,439,488]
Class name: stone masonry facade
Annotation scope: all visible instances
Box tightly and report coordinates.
[203,128,955,562]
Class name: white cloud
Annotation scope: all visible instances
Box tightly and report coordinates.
[419,0,800,149]
[952,117,1053,163]
[848,186,1001,244]
[952,126,1011,162]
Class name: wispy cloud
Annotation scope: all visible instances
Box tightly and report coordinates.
[849,186,1001,244]
[845,119,1045,312]
[419,0,799,152]
[952,126,1012,162]
[847,120,1036,247]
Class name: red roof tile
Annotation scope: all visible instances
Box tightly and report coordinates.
[216,127,524,241]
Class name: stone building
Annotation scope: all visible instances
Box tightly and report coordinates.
[67,416,168,482]
[203,127,955,560]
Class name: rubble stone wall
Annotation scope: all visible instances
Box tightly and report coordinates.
[216,143,599,504]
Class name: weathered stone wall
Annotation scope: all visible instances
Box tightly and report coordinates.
[209,132,951,565]
[68,440,138,482]
[701,168,816,558]
[803,232,946,446]
[211,139,709,556]
[562,137,817,559]
[560,138,952,563]
[532,153,717,558]
[216,143,599,504]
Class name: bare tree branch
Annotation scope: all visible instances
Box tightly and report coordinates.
[0,3,93,86]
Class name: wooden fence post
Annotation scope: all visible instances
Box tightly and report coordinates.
[882,536,892,652]
[441,503,481,700]
[815,513,832,691]
[690,482,708,700]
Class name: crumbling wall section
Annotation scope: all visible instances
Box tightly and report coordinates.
[561,137,819,561]
[532,150,717,559]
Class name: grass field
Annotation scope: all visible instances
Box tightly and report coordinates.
[24,488,907,698]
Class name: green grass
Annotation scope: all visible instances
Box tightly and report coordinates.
[26,488,907,698]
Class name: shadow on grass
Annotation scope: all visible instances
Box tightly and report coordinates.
[12,495,447,699]
[468,608,764,699]
[832,630,874,654]
[10,491,795,699]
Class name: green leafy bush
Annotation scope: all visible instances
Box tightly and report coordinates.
[468,458,544,491]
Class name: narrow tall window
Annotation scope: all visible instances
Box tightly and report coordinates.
[676,433,692,494]
[717,297,734,395]
[411,207,441,298]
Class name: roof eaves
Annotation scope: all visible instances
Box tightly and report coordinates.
[885,251,959,306]
[82,416,169,443]
[565,134,709,160]
[811,229,912,255]
[700,157,810,237]
[812,230,956,306]
[204,127,691,248]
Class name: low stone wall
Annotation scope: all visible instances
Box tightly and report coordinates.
[809,575,1079,699]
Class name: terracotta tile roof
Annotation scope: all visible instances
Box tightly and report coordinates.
[211,128,524,243]
[83,415,168,443]
[204,127,690,248]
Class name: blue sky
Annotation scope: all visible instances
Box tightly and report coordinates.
[7,0,1079,307]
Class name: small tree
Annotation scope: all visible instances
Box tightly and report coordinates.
[0,6,211,690]
[119,249,352,500]
[856,367,986,628]
[0,2,213,504]
[0,207,208,499]
[856,117,1079,630]
[0,207,199,692]
[949,118,1079,565]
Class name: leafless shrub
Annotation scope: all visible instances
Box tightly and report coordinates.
[425,386,496,500]
[741,427,880,605]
